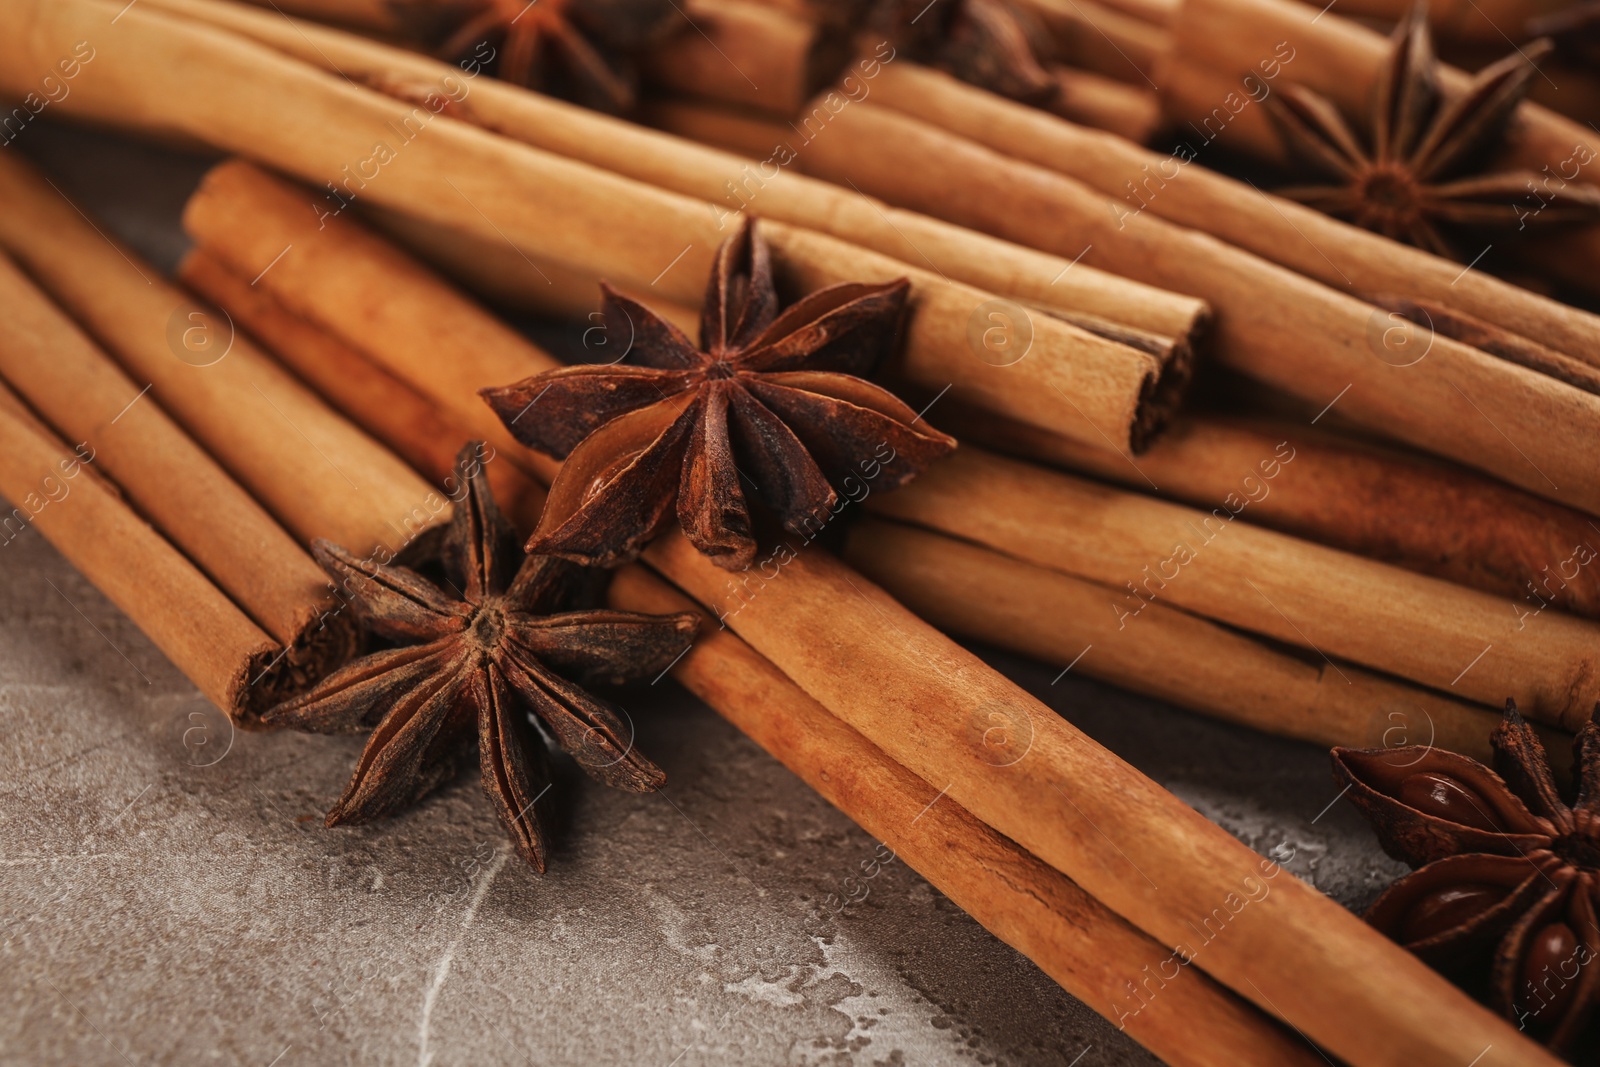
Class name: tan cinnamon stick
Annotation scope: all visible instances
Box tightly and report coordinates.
[1047,65,1162,143]
[0,251,356,701]
[640,528,1558,1067]
[1296,0,1564,44]
[862,62,1600,367]
[1160,0,1600,295]
[142,0,1211,347]
[176,246,549,533]
[780,94,1600,516]
[238,0,399,30]
[0,379,279,720]
[953,409,1600,621]
[843,516,1511,761]
[0,153,437,558]
[608,563,1323,1067]
[643,0,850,117]
[867,446,1600,732]
[358,204,704,335]
[1016,0,1169,84]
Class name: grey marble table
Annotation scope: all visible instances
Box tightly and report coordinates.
[0,122,1406,1067]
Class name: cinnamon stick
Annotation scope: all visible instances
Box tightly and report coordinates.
[0,251,356,704]
[176,246,549,534]
[0,379,279,721]
[167,131,1556,1062]
[842,516,1511,761]
[1160,0,1600,295]
[861,62,1600,367]
[238,0,399,31]
[142,0,1211,348]
[1015,0,1169,84]
[639,529,1558,1067]
[643,0,850,117]
[0,153,438,558]
[777,93,1600,516]
[358,204,704,335]
[608,563,1323,1067]
[867,445,1600,732]
[1047,66,1162,144]
[953,409,1600,621]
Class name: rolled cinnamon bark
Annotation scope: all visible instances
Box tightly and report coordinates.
[0,379,279,721]
[643,0,850,117]
[0,252,356,700]
[1160,0,1600,295]
[867,446,1600,732]
[782,95,1600,516]
[359,204,704,335]
[862,62,1600,367]
[608,563,1322,1067]
[843,516,1511,761]
[640,529,1558,1067]
[1015,0,1169,84]
[176,247,549,533]
[0,153,437,558]
[238,0,400,30]
[141,0,1211,347]
[954,408,1600,620]
[1047,66,1162,144]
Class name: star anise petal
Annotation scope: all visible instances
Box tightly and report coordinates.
[1366,852,1548,962]
[877,0,1057,104]
[311,540,471,644]
[1374,6,1437,163]
[482,361,693,458]
[1332,742,1553,864]
[677,381,757,568]
[477,660,554,871]
[725,383,837,537]
[703,218,779,355]
[1492,702,1574,828]
[1572,707,1600,812]
[1487,872,1583,1036]
[745,372,960,487]
[327,651,477,825]
[1410,41,1552,181]
[738,279,912,376]
[529,396,699,566]
[264,640,462,735]
[499,642,667,791]
[1267,84,1369,181]
[448,446,522,603]
[602,284,705,371]
[505,609,700,685]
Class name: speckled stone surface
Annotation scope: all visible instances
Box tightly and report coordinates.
[0,123,1407,1067]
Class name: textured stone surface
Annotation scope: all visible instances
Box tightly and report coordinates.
[0,123,1407,1066]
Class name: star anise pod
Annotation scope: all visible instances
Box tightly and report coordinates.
[1264,7,1600,260]
[481,218,956,572]
[401,0,678,113]
[1333,702,1600,1052]
[873,0,1059,104]
[264,443,700,871]
[1528,2,1600,64]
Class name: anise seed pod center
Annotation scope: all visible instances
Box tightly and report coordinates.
[468,599,508,649]
[1356,165,1422,221]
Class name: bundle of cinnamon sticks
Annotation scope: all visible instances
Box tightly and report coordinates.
[4,0,1598,1063]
